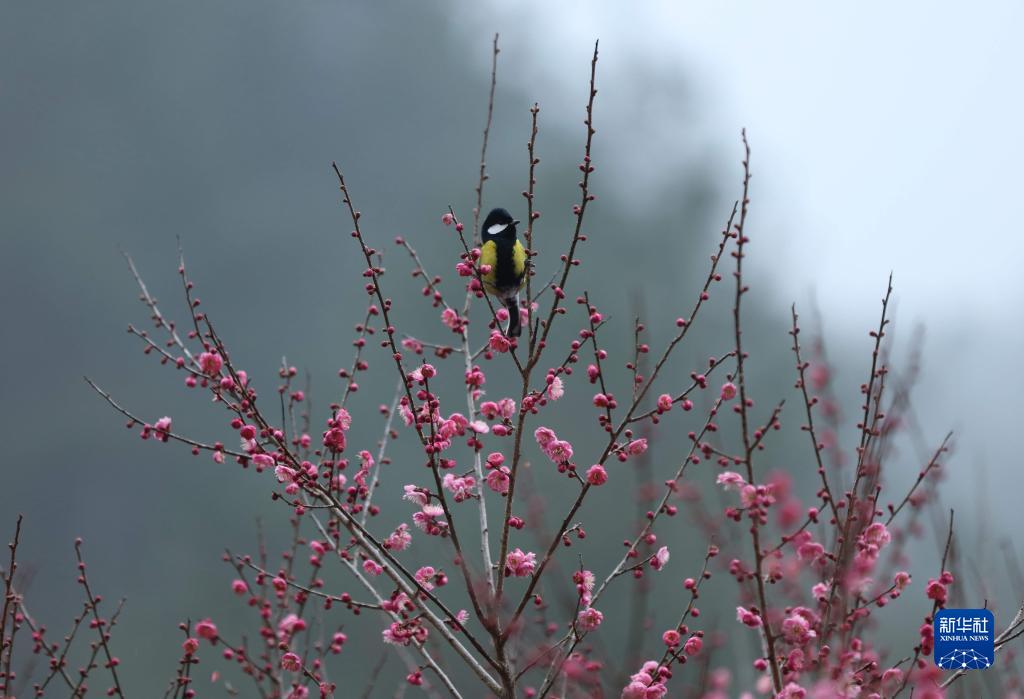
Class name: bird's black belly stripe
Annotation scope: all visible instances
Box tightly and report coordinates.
[494,238,519,291]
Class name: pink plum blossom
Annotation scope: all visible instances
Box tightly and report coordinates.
[198,351,223,376]
[281,652,302,671]
[651,546,670,571]
[736,606,763,628]
[505,548,537,577]
[717,471,746,491]
[195,618,218,641]
[489,330,512,353]
[486,467,511,494]
[534,426,557,449]
[586,464,608,486]
[577,607,604,631]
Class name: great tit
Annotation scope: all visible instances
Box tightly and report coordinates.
[480,207,527,337]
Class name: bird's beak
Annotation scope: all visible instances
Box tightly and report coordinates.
[513,219,521,226]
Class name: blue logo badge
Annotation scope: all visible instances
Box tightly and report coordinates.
[934,609,994,670]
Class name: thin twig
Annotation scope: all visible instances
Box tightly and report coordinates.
[729,129,782,693]
[74,539,126,698]
[1,515,24,696]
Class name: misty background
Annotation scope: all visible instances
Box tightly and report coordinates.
[2,1,1022,695]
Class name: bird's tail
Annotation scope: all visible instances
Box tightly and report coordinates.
[504,296,521,338]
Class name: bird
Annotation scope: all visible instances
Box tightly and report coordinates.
[479,207,527,337]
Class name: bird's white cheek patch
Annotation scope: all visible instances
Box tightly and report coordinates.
[487,223,508,235]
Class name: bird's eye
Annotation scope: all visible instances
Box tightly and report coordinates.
[487,223,508,235]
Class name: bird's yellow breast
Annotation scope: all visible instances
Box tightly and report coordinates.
[481,240,498,287]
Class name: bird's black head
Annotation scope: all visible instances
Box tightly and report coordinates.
[482,207,520,240]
